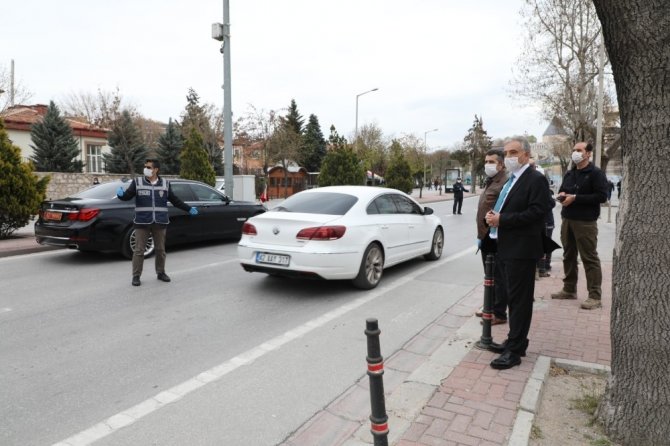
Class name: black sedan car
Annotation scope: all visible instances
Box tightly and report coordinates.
[35,179,266,258]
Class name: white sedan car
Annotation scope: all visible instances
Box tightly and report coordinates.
[238,186,444,289]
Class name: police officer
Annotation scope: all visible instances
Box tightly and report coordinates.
[452,177,469,214]
[117,159,198,286]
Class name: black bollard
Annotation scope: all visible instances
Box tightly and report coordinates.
[365,318,389,446]
[475,254,495,350]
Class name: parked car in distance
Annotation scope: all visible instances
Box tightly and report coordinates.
[238,186,444,289]
[35,179,266,258]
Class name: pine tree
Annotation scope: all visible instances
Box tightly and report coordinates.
[180,128,216,186]
[181,88,223,175]
[30,101,83,172]
[299,114,326,172]
[0,119,49,238]
[103,110,147,175]
[385,140,413,193]
[463,115,492,193]
[283,99,304,135]
[156,118,183,174]
[318,127,364,186]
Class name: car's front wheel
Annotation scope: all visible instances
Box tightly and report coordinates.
[424,227,444,260]
[352,243,384,290]
[121,228,155,259]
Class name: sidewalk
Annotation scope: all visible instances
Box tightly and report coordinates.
[283,242,612,445]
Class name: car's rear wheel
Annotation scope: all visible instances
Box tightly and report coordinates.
[424,227,444,260]
[352,243,384,289]
[121,228,155,259]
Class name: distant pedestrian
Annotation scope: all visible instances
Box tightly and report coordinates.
[92,177,100,185]
[434,179,438,190]
[116,159,199,287]
[452,178,469,214]
[616,179,621,199]
[607,180,614,201]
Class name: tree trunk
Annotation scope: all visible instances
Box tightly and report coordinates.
[591,1,670,444]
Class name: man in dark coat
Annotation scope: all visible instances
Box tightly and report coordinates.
[485,136,552,369]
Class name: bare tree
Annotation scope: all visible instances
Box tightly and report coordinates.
[590,1,670,444]
[235,105,282,174]
[60,87,134,129]
[356,123,389,178]
[512,0,617,159]
[0,63,33,112]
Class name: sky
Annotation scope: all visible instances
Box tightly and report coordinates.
[1,0,547,150]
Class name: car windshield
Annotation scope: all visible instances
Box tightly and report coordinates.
[272,192,358,215]
[73,182,125,199]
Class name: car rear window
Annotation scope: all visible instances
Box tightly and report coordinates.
[273,192,358,215]
[73,182,123,199]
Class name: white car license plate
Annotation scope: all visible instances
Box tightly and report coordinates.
[256,252,290,266]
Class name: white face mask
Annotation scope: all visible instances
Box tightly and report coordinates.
[484,164,499,178]
[571,151,584,164]
[504,157,520,172]
[143,167,154,177]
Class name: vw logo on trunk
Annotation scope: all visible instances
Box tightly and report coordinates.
[272,227,280,235]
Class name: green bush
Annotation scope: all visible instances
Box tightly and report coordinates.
[0,119,49,238]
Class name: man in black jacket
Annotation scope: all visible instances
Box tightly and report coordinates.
[550,142,608,309]
[452,178,469,214]
[485,136,552,369]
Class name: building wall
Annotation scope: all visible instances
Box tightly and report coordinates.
[7,128,110,171]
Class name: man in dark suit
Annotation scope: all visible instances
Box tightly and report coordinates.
[484,136,552,369]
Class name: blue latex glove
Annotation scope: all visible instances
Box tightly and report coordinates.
[477,239,481,248]
[116,186,124,198]
[189,207,198,216]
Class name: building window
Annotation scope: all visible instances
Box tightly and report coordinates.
[86,144,103,173]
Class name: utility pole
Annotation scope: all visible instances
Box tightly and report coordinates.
[212,1,234,198]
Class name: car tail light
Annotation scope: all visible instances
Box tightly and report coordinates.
[242,222,257,235]
[68,208,100,222]
[296,225,346,241]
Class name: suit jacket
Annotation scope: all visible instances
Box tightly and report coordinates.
[496,166,552,261]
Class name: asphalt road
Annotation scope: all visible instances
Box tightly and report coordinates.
[0,196,522,445]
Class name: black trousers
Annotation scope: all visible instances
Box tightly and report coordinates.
[480,250,508,319]
[497,258,537,354]
[453,196,463,213]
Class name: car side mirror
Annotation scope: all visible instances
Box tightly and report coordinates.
[423,207,434,215]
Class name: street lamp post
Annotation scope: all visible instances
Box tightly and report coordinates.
[355,88,378,144]
[420,128,438,198]
[212,0,233,198]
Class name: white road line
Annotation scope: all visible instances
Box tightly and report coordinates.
[52,247,472,446]
[0,307,11,314]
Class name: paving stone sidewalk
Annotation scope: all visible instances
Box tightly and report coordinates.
[283,260,612,446]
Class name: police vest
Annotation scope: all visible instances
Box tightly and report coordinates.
[134,176,170,224]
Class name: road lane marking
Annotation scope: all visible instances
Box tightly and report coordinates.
[0,307,11,314]
[53,247,472,446]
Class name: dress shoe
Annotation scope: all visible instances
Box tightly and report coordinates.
[475,306,484,317]
[490,350,522,369]
[132,276,141,286]
[487,340,527,356]
[550,290,577,300]
[539,271,551,278]
[480,316,507,326]
[157,272,171,282]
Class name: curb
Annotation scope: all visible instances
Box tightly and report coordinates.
[508,356,612,446]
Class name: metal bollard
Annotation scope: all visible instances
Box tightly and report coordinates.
[365,318,389,446]
[475,254,495,350]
